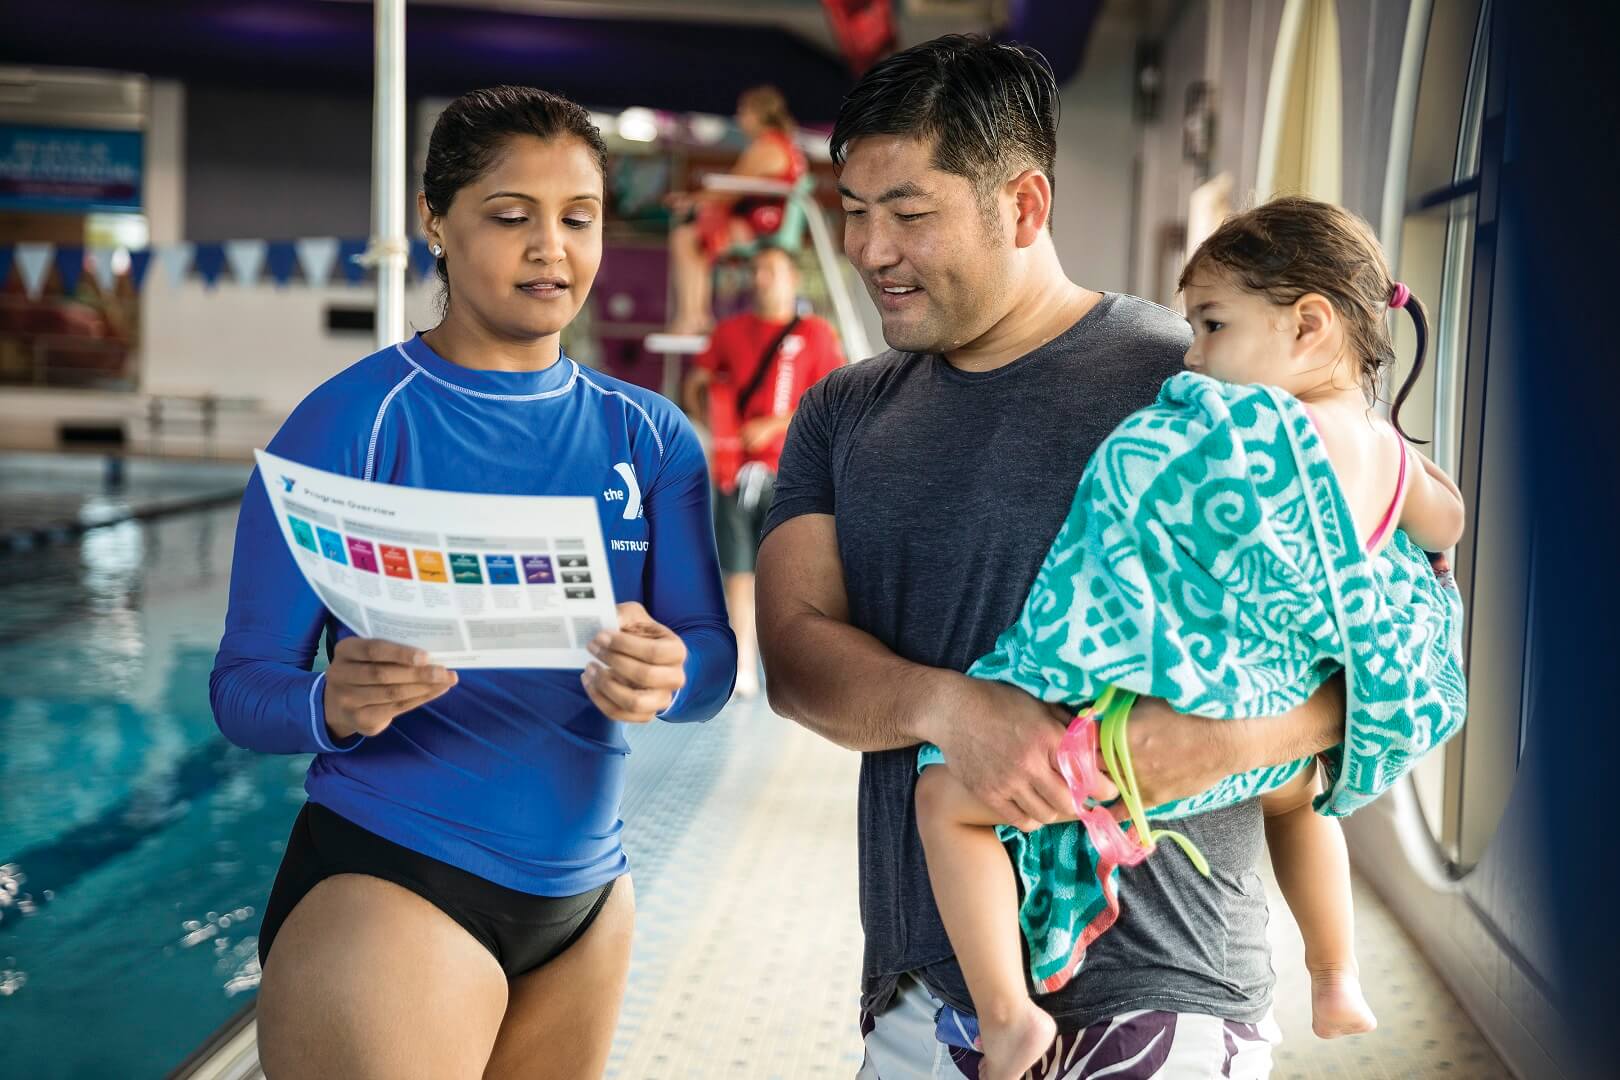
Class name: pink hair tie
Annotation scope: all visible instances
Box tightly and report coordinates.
[1389,282,1411,309]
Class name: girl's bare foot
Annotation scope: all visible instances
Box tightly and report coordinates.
[978,1000,1057,1080]
[1310,966,1377,1038]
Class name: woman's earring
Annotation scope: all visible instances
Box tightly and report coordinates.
[431,243,444,257]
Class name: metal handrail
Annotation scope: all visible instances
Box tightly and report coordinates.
[800,187,871,361]
[166,1001,260,1080]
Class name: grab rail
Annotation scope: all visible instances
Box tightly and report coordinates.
[165,1001,260,1080]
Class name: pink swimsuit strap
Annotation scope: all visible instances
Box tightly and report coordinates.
[1363,433,1409,553]
[1302,405,1409,553]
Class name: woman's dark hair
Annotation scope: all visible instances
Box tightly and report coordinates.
[1179,195,1431,442]
[739,85,796,134]
[829,34,1059,226]
[422,85,608,289]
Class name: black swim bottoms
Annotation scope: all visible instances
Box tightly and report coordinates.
[258,801,615,979]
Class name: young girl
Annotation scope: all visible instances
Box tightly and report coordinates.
[916,196,1468,1080]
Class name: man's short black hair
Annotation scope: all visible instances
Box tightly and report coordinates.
[829,34,1059,214]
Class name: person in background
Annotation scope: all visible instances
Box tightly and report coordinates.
[684,244,844,698]
[665,85,809,335]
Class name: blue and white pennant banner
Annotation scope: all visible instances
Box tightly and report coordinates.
[0,236,440,297]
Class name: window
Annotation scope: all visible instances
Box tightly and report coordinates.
[1391,0,1517,869]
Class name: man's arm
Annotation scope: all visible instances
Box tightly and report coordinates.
[1120,675,1347,808]
[1227,675,1347,766]
[756,514,941,751]
[756,512,1347,821]
[681,366,711,426]
[742,413,794,451]
[756,514,1077,832]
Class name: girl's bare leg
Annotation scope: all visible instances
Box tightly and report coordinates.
[916,766,1056,1080]
[1262,769,1377,1038]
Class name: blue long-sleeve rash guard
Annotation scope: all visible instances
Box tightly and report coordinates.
[211,333,736,896]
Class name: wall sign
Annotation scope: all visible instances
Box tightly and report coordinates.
[0,125,143,213]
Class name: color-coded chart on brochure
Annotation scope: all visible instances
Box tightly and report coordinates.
[256,449,618,669]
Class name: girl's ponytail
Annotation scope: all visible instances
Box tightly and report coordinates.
[1388,282,1429,444]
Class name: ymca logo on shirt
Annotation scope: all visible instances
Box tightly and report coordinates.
[603,462,649,555]
[604,461,643,521]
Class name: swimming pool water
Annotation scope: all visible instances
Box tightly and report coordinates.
[0,502,733,1077]
[0,508,291,1077]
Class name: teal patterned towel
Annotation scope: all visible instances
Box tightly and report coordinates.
[942,371,1467,991]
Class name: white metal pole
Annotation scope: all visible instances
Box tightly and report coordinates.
[802,197,871,362]
[372,0,407,349]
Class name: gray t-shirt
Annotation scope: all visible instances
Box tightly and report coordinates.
[762,293,1274,1030]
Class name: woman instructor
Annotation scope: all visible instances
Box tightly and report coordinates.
[210,86,735,1079]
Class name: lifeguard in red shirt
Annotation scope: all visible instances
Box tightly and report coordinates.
[683,244,844,696]
[666,85,809,335]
